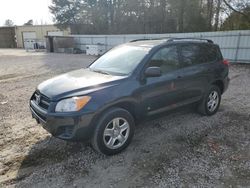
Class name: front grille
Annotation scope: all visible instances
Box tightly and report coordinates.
[32,91,50,110]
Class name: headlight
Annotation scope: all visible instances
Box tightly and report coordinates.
[55,96,91,112]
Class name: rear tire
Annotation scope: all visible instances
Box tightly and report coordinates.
[91,108,135,155]
[197,85,221,116]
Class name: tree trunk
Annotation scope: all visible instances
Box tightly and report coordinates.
[160,0,167,32]
[178,0,185,32]
[214,0,221,31]
[207,0,214,31]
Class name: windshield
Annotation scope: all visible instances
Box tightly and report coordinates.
[89,45,149,76]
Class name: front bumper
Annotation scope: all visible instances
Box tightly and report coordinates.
[30,100,95,141]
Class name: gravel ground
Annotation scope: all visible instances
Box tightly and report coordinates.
[0,49,250,188]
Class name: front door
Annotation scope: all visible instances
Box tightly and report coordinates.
[137,44,184,115]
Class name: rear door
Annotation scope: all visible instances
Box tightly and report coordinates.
[178,43,217,103]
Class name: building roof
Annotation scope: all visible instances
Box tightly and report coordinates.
[0,26,15,29]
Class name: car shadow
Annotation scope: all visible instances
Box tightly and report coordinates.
[13,136,90,182]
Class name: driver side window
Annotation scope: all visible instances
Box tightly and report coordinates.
[149,45,180,74]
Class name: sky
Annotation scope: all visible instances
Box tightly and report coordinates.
[0,0,53,26]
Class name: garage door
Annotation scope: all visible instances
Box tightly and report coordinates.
[48,31,63,36]
[23,32,36,40]
[23,32,37,49]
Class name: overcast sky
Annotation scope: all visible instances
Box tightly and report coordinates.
[0,0,53,26]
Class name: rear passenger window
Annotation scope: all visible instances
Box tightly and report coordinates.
[181,44,218,67]
[149,45,180,74]
[180,44,200,66]
[200,45,218,62]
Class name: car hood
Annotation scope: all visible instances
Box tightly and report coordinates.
[37,69,126,100]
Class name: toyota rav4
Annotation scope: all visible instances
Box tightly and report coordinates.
[30,38,230,155]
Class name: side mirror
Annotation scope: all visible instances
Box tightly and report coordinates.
[145,67,162,77]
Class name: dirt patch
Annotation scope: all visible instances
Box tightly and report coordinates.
[0,74,20,81]
[0,50,250,187]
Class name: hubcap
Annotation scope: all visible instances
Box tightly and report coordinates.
[103,117,130,149]
[207,91,219,112]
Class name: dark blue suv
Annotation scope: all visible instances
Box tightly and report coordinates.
[30,38,230,155]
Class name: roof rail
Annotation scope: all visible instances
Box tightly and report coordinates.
[167,38,214,43]
[129,37,214,44]
[130,37,172,42]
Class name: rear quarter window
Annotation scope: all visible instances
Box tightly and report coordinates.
[180,43,220,67]
[200,44,220,62]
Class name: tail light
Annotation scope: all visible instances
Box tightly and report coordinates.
[222,59,230,66]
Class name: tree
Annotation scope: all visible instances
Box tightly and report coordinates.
[24,20,33,25]
[221,6,250,30]
[48,0,250,34]
[214,0,222,31]
[49,0,86,33]
[4,19,14,26]
[168,0,207,32]
[222,0,250,23]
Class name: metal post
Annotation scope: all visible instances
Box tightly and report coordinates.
[105,36,108,51]
[235,32,241,63]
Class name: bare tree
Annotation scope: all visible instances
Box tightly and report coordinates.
[24,20,33,25]
[4,19,14,26]
[222,0,250,22]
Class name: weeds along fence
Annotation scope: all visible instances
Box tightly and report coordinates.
[71,30,250,63]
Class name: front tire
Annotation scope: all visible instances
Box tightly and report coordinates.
[91,108,135,155]
[198,85,221,116]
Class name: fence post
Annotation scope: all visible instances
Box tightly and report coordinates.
[105,36,108,51]
[235,32,241,63]
[91,37,93,45]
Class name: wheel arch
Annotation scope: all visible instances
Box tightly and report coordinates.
[93,100,141,126]
[212,80,224,94]
[112,101,139,121]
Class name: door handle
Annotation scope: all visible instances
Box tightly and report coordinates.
[177,75,182,79]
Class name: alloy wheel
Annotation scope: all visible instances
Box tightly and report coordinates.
[103,117,130,149]
[207,91,219,112]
